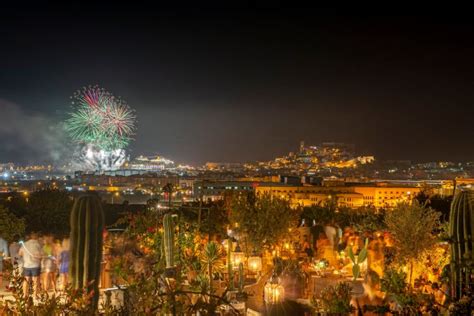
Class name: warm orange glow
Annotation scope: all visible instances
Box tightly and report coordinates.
[264,278,285,304]
[232,252,245,267]
[248,255,262,273]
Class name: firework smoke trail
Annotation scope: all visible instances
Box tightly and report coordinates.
[65,86,136,171]
[0,100,71,165]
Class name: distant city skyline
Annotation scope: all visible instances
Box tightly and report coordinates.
[0,134,472,167]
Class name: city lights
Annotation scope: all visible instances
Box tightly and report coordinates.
[1,9,473,315]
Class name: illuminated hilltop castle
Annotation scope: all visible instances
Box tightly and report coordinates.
[259,141,374,172]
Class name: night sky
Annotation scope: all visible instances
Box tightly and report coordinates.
[1,5,474,165]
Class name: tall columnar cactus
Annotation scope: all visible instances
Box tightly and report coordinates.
[238,262,244,293]
[227,239,234,290]
[348,239,368,280]
[449,190,474,299]
[163,213,175,271]
[70,195,104,311]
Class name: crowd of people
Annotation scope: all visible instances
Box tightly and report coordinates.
[297,223,394,277]
[296,224,449,314]
[0,229,148,300]
[0,233,70,297]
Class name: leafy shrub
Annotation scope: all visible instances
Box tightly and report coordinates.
[312,281,354,315]
[0,205,25,242]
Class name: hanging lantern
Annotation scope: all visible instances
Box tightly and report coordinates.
[264,272,285,304]
[232,243,245,270]
[248,252,262,273]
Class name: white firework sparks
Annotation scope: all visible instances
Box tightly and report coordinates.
[72,144,126,172]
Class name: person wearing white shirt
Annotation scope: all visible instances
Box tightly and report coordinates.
[18,233,44,297]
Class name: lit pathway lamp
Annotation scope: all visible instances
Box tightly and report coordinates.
[263,272,285,315]
[264,272,285,305]
[232,243,245,270]
[248,251,262,276]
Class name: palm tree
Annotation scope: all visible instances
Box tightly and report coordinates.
[162,183,174,209]
[200,241,224,292]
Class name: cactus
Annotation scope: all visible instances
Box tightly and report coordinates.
[227,239,234,290]
[348,239,368,280]
[163,213,175,277]
[70,195,104,311]
[238,262,244,293]
[449,190,474,299]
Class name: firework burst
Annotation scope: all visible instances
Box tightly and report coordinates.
[65,85,136,151]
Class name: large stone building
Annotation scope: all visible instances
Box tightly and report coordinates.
[193,181,260,201]
[255,183,421,209]
[191,179,421,209]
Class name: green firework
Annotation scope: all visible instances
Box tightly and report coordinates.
[65,85,136,151]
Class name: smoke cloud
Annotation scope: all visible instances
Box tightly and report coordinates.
[0,99,72,165]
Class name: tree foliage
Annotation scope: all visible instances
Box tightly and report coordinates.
[24,190,74,237]
[0,205,25,242]
[1,190,74,237]
[380,269,418,311]
[0,194,27,218]
[301,204,386,232]
[301,204,335,226]
[384,202,440,284]
[312,282,354,314]
[416,192,452,222]
[385,202,440,263]
[230,192,300,252]
[197,201,229,238]
[348,207,386,233]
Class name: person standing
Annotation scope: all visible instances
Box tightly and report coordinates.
[324,224,337,249]
[58,238,70,291]
[18,233,44,297]
[0,236,9,289]
[41,235,57,293]
[8,235,22,290]
[302,235,313,258]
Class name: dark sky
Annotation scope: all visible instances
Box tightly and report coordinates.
[1,5,474,165]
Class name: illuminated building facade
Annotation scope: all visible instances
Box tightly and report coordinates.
[129,155,175,171]
[255,183,420,209]
[193,181,259,201]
